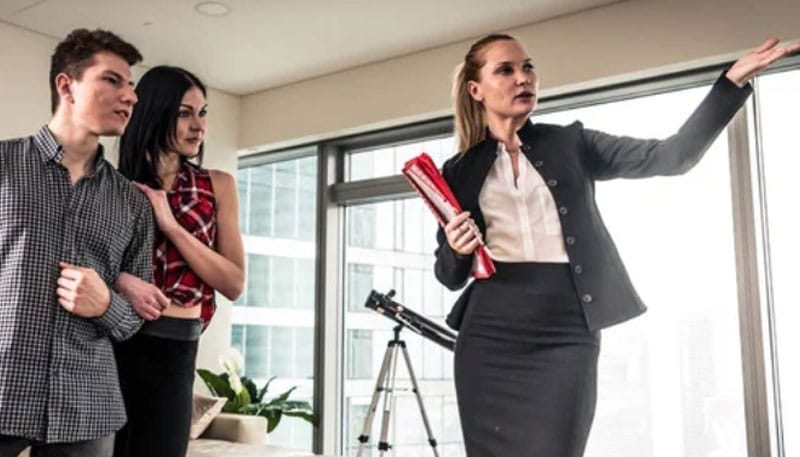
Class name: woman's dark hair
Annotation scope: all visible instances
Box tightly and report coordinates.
[118,65,206,188]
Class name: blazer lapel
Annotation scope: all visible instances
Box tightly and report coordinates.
[453,138,497,214]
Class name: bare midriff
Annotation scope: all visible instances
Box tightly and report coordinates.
[161,303,202,319]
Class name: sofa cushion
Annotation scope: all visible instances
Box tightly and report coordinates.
[190,394,228,439]
[187,439,317,457]
[201,412,266,444]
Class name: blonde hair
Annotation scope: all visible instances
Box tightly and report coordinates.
[452,34,516,154]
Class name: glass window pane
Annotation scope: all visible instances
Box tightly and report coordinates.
[248,165,273,237]
[270,257,296,308]
[296,258,316,310]
[237,168,250,234]
[346,329,373,379]
[235,153,318,451]
[298,156,317,242]
[343,199,459,456]
[243,325,270,379]
[346,136,455,182]
[754,67,800,456]
[536,85,746,457]
[347,263,374,313]
[246,254,270,307]
[274,161,298,238]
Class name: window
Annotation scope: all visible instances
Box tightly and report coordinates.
[235,153,318,451]
[535,85,746,457]
[237,61,800,456]
[342,195,459,456]
[753,67,800,457]
[346,136,454,182]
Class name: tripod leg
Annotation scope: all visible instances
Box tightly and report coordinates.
[377,342,401,456]
[356,342,394,457]
[400,343,441,457]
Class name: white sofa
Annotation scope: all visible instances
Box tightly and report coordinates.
[188,413,330,457]
[19,413,332,457]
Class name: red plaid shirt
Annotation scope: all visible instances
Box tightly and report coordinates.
[154,162,217,329]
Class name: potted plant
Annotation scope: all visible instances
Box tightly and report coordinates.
[197,348,317,433]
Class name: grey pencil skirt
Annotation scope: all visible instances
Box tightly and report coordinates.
[454,262,600,457]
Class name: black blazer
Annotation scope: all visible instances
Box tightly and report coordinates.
[435,73,752,331]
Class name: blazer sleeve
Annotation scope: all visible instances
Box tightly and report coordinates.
[433,157,472,291]
[583,72,753,181]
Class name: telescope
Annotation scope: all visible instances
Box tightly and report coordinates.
[364,289,457,352]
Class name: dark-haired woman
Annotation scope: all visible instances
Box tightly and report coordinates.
[438,35,798,457]
[112,66,244,457]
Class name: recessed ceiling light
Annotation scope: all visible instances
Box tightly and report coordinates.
[194,1,231,17]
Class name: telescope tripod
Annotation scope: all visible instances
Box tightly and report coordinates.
[356,325,441,457]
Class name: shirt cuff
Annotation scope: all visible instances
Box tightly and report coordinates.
[93,290,142,339]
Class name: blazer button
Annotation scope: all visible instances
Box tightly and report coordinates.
[558,206,568,215]
[547,179,558,187]
[582,294,593,304]
[565,236,576,245]
[574,265,583,274]
[534,160,544,168]
[521,144,532,152]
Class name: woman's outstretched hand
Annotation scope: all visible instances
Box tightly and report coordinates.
[726,38,800,88]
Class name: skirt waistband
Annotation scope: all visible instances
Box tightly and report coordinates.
[490,261,572,282]
[139,316,202,341]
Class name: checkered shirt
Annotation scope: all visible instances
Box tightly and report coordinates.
[0,126,152,443]
[154,162,217,329]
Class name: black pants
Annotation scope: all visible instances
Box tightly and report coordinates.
[112,318,200,457]
[454,262,600,457]
[0,434,114,457]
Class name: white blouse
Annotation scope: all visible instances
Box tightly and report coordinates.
[479,141,569,263]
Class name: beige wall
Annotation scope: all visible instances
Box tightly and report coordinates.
[239,0,800,153]
[0,22,53,139]
[0,21,241,373]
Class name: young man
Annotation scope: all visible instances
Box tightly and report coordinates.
[0,28,169,456]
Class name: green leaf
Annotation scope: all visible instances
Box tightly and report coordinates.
[265,386,298,406]
[242,376,259,403]
[196,369,234,400]
[222,401,239,414]
[267,410,283,433]
[256,376,277,403]
[200,371,319,434]
[284,411,318,426]
[276,400,313,411]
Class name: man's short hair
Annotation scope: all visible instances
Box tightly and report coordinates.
[49,28,143,113]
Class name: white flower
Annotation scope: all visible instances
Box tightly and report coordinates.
[228,373,244,395]
[218,347,245,376]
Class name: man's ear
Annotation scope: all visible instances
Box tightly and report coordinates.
[55,73,75,105]
[467,80,483,102]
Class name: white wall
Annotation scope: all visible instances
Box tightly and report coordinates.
[0,21,241,374]
[239,0,800,153]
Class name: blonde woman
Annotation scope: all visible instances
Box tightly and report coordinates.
[436,34,798,456]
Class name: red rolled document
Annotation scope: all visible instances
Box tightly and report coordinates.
[402,153,496,279]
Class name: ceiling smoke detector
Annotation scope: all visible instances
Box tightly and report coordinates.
[194,1,231,17]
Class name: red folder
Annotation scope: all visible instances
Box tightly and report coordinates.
[402,153,495,279]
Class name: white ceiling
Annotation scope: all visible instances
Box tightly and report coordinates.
[1,0,620,95]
